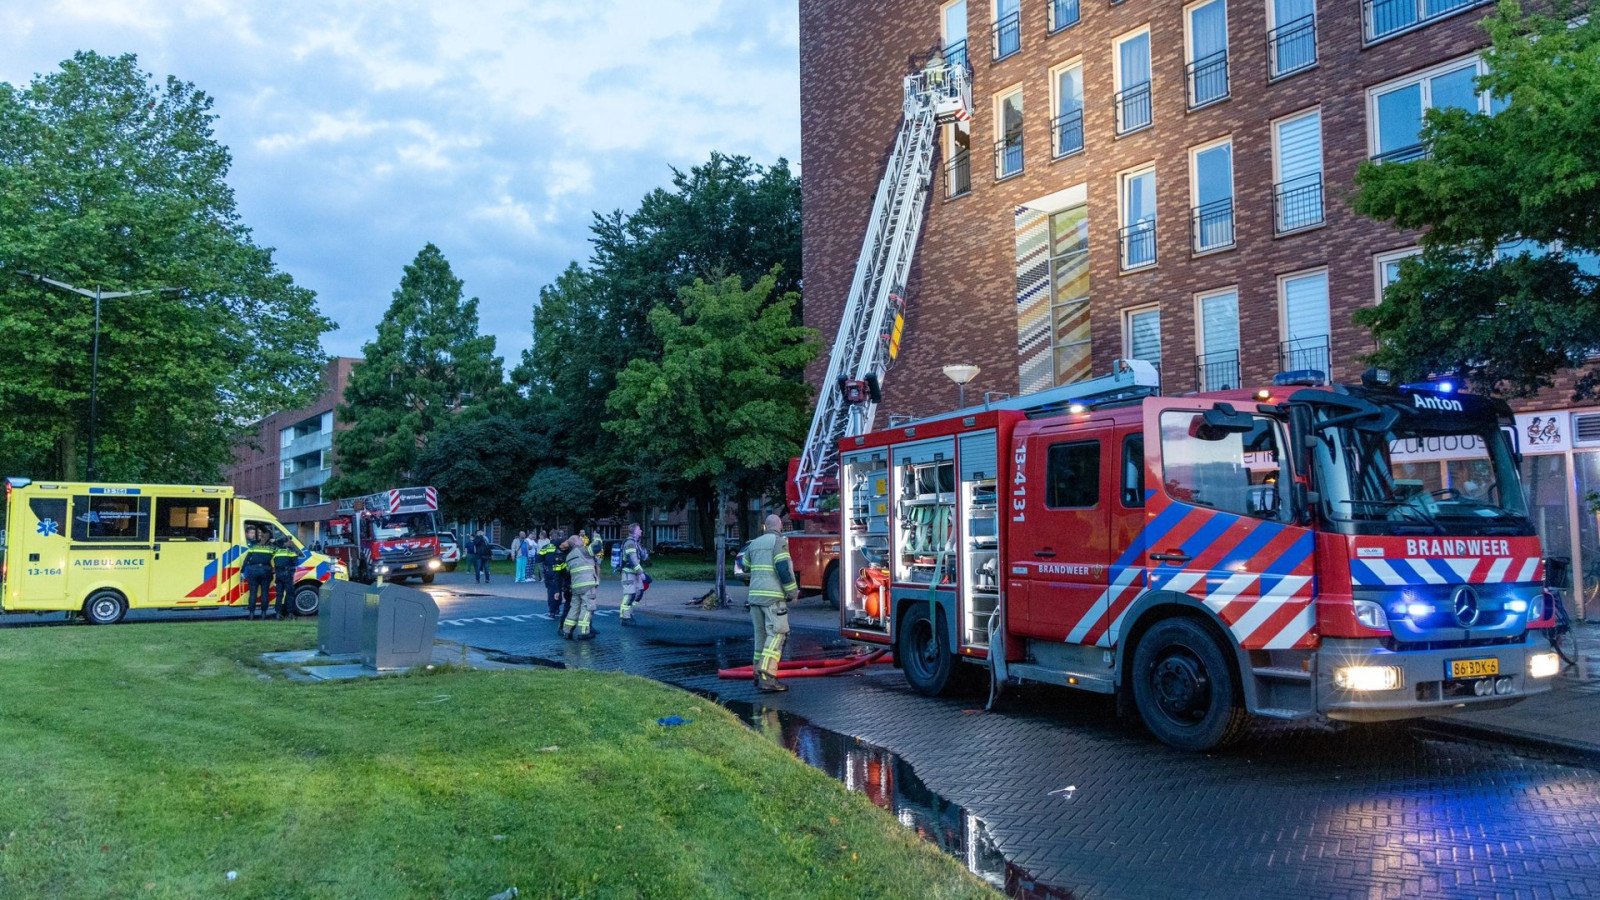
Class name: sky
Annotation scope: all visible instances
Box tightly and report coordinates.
[0,0,802,362]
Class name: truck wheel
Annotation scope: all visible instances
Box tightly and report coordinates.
[84,590,127,626]
[823,563,840,610]
[292,584,321,617]
[1131,618,1250,751]
[899,602,956,696]
[422,573,436,585]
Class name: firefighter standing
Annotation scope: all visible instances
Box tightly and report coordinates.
[271,536,298,619]
[241,526,276,620]
[560,536,600,640]
[618,523,647,626]
[744,514,798,692]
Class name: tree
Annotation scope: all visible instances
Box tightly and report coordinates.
[604,272,818,551]
[1351,2,1600,398]
[330,244,503,496]
[522,467,595,532]
[412,415,552,525]
[0,52,333,481]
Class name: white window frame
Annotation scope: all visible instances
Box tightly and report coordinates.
[1266,0,1317,78]
[1118,164,1158,271]
[1364,0,1492,46]
[1182,0,1230,109]
[994,84,1025,180]
[1366,54,1492,161]
[1271,106,1324,234]
[942,0,968,48]
[1049,58,1085,159]
[1123,304,1162,368]
[1188,136,1235,254]
[1277,266,1331,373]
[1374,246,1422,303]
[1113,27,1154,136]
[1194,286,1242,390]
[992,0,1021,60]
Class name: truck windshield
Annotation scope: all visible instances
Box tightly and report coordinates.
[370,513,435,541]
[1308,395,1530,536]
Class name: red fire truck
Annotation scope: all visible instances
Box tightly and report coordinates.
[836,360,1563,750]
[324,486,443,585]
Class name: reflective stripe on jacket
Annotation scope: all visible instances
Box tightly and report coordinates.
[745,532,796,605]
[566,545,599,589]
[243,542,276,570]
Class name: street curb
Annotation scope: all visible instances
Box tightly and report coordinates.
[1415,717,1600,761]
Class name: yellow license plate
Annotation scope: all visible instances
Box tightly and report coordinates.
[1448,658,1499,679]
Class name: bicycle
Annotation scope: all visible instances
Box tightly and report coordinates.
[1547,588,1581,671]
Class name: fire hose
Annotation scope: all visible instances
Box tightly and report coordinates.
[718,648,890,680]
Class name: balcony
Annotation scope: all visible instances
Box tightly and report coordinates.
[992,11,1021,60]
[1195,350,1241,392]
[1049,0,1080,32]
[1116,81,1152,135]
[1186,50,1229,109]
[1119,220,1157,270]
[1274,172,1324,233]
[1280,336,1331,378]
[994,134,1024,180]
[1364,0,1491,42]
[1191,198,1235,253]
[1052,108,1084,158]
[1372,143,1426,164]
[1268,15,1317,78]
[945,149,972,198]
[944,39,971,75]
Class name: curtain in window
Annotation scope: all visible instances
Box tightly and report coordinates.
[1119,34,1151,89]
[1200,292,1239,358]
[1276,112,1321,183]
[1057,66,1083,115]
[1125,171,1155,226]
[1189,0,1227,61]
[1129,310,1161,365]
[1273,0,1313,27]
[1282,272,1329,344]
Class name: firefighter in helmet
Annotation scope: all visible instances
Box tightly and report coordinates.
[560,535,600,640]
[744,514,798,692]
[618,523,647,626]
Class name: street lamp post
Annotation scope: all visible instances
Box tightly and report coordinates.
[942,364,981,408]
[23,275,177,481]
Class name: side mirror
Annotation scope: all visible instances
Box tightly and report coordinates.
[1545,556,1573,591]
[1190,403,1255,440]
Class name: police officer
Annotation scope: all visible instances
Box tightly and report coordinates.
[241,526,276,620]
[271,535,299,619]
[560,535,600,641]
[618,523,648,626]
[537,530,563,619]
[744,514,798,692]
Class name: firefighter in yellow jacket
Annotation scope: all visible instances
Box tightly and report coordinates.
[744,514,797,692]
[560,535,600,641]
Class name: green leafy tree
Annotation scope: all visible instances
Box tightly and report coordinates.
[413,414,552,525]
[330,244,503,496]
[522,467,596,532]
[0,51,333,481]
[604,272,818,548]
[1352,2,1600,398]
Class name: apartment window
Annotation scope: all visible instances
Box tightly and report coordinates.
[281,458,293,478]
[1114,30,1153,135]
[1268,0,1317,78]
[1375,247,1422,301]
[1190,139,1235,253]
[946,122,972,198]
[1051,61,1085,158]
[944,0,970,72]
[320,449,332,471]
[993,0,1021,60]
[995,87,1024,179]
[280,428,293,449]
[1049,204,1093,385]
[1279,269,1331,375]
[321,411,334,433]
[1365,0,1490,43]
[1124,305,1162,378]
[1049,0,1080,32]
[1273,109,1323,233]
[1119,167,1157,270]
[1185,0,1229,109]
[1196,288,1240,390]
[1369,56,1494,163]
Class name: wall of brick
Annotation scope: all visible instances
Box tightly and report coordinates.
[224,356,355,528]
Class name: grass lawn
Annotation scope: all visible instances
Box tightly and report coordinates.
[0,622,995,899]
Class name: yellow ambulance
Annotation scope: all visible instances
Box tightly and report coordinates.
[1,477,345,624]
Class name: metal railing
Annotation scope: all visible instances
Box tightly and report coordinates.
[1191,198,1235,252]
[1049,0,1080,32]
[1116,81,1152,134]
[1186,50,1229,109]
[944,39,971,75]
[1274,172,1323,233]
[945,149,972,198]
[1195,350,1240,392]
[1372,143,1426,163]
[992,11,1021,60]
[1279,336,1330,377]
[1268,15,1317,78]
[995,134,1024,180]
[1052,108,1084,158]
[1119,220,1157,270]
[1364,0,1490,41]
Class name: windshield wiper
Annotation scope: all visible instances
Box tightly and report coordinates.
[1341,499,1444,534]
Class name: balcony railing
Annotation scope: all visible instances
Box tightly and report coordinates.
[1195,350,1240,392]
[1120,220,1157,270]
[1268,14,1317,78]
[995,134,1024,180]
[1049,0,1081,32]
[1372,142,1426,163]
[992,11,1021,60]
[1052,108,1084,158]
[1116,81,1152,135]
[944,39,971,75]
[1274,172,1323,233]
[1280,336,1330,378]
[945,149,972,198]
[1186,50,1229,109]
[1364,0,1490,42]
[1191,198,1235,253]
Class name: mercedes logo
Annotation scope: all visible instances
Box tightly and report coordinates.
[1452,585,1481,628]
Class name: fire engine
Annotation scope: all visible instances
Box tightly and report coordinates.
[836,360,1563,750]
[324,486,443,585]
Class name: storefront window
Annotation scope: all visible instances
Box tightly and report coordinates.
[1572,452,1600,616]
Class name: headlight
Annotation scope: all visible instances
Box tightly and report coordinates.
[376,565,390,575]
[427,559,441,570]
[1353,599,1389,631]
[1528,651,1560,679]
[1530,591,1549,621]
[1334,665,1403,691]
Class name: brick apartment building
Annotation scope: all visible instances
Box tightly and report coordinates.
[225,357,357,543]
[799,0,1600,609]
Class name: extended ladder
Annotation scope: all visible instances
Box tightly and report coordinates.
[792,55,971,515]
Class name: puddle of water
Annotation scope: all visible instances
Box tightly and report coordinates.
[480,652,566,669]
[723,698,1076,899]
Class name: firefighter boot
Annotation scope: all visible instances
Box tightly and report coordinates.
[757,671,788,692]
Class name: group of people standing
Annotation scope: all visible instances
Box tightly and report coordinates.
[499,524,650,641]
[240,524,301,620]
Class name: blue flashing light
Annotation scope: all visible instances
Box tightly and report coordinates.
[1273,369,1327,387]
[1507,599,1529,614]
[1406,602,1433,619]
[1438,380,1455,393]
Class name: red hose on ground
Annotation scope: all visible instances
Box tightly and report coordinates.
[718,648,889,680]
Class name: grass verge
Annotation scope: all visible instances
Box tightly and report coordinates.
[0,622,996,899]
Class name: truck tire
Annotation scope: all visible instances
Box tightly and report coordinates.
[823,562,840,610]
[899,602,957,696]
[84,590,127,626]
[292,584,321,617]
[1130,618,1250,751]
[422,573,436,585]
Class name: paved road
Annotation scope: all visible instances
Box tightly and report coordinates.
[423,577,1600,900]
